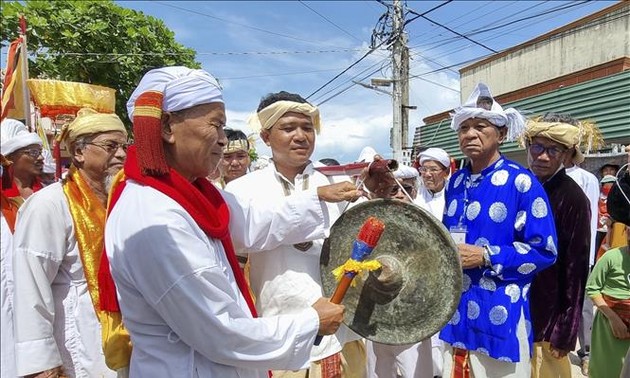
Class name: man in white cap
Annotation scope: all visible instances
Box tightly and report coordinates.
[0,118,44,201]
[523,118,591,378]
[440,83,557,377]
[12,108,128,378]
[225,90,367,377]
[40,148,57,186]
[416,148,450,221]
[102,68,366,377]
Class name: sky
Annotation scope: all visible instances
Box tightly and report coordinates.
[5,0,620,162]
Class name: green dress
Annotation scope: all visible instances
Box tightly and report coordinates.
[585,246,630,378]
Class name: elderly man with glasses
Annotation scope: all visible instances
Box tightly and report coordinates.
[523,118,591,378]
[0,119,45,201]
[12,108,128,378]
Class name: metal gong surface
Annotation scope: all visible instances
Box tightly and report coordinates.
[320,199,462,345]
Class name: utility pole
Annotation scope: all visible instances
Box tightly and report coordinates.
[391,0,409,162]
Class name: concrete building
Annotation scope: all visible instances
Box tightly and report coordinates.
[413,2,629,171]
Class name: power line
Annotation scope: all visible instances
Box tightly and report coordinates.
[15,48,367,57]
[403,0,454,27]
[410,10,498,53]
[154,1,347,49]
[298,1,362,42]
[218,67,348,80]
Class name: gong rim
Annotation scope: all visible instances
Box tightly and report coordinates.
[320,199,462,345]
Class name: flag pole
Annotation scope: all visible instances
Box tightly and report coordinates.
[18,15,32,131]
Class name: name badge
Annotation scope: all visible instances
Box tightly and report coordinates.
[449,224,467,244]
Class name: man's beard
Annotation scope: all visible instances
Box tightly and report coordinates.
[104,173,117,195]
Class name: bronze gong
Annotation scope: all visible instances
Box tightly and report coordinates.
[320,199,462,345]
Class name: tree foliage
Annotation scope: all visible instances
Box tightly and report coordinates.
[1,0,200,126]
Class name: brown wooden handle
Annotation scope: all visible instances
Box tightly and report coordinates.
[330,274,355,304]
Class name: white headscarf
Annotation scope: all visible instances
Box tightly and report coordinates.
[419,147,450,169]
[0,119,43,155]
[394,164,419,180]
[450,83,526,142]
[42,148,56,174]
[126,66,223,119]
[357,146,378,163]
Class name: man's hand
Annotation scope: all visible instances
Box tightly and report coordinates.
[548,344,569,359]
[458,244,485,269]
[361,156,396,199]
[606,311,630,339]
[312,297,345,335]
[25,366,65,378]
[317,182,364,203]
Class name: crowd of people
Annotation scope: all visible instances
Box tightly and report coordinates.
[0,66,628,378]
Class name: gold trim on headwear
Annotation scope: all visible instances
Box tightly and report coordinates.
[247,100,320,134]
[224,139,249,154]
[61,108,127,146]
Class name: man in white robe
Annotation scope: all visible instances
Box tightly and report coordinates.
[1,155,18,378]
[415,148,450,223]
[12,109,129,377]
[366,164,433,378]
[103,67,363,377]
[226,91,367,377]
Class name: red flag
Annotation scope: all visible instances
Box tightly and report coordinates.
[1,37,26,121]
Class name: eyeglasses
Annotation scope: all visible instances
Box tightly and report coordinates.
[419,167,443,174]
[20,148,43,158]
[390,184,415,196]
[528,143,566,158]
[86,141,129,154]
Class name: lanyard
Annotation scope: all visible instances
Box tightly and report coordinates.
[457,159,503,227]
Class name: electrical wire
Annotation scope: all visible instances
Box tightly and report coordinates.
[298,1,362,42]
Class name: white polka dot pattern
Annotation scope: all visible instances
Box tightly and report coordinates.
[453,174,464,188]
[447,199,458,217]
[531,197,548,218]
[514,242,531,255]
[479,277,497,291]
[514,173,531,193]
[489,306,508,325]
[491,170,509,186]
[489,202,507,223]
[466,201,481,220]
[467,301,480,319]
[522,283,531,300]
[517,263,537,275]
[505,284,520,303]
[514,210,526,231]
[546,235,557,255]
[449,309,460,325]
[462,273,471,292]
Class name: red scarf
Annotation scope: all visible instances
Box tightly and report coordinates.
[98,146,257,318]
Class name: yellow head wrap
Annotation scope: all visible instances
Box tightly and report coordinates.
[247,100,321,134]
[523,121,584,164]
[60,108,127,147]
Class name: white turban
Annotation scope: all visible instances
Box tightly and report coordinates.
[394,164,419,180]
[126,66,223,119]
[0,119,43,155]
[419,147,450,169]
[357,146,378,163]
[450,83,526,142]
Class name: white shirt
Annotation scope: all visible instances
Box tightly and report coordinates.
[565,165,599,265]
[226,162,357,363]
[1,213,16,378]
[105,180,328,378]
[12,183,116,377]
[414,184,446,222]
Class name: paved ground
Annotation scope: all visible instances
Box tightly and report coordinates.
[568,350,587,377]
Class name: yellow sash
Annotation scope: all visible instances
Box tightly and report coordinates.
[62,167,131,370]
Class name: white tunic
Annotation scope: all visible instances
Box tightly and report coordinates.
[225,162,357,364]
[12,183,115,377]
[565,165,599,266]
[1,213,16,378]
[105,180,329,377]
[414,185,446,222]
